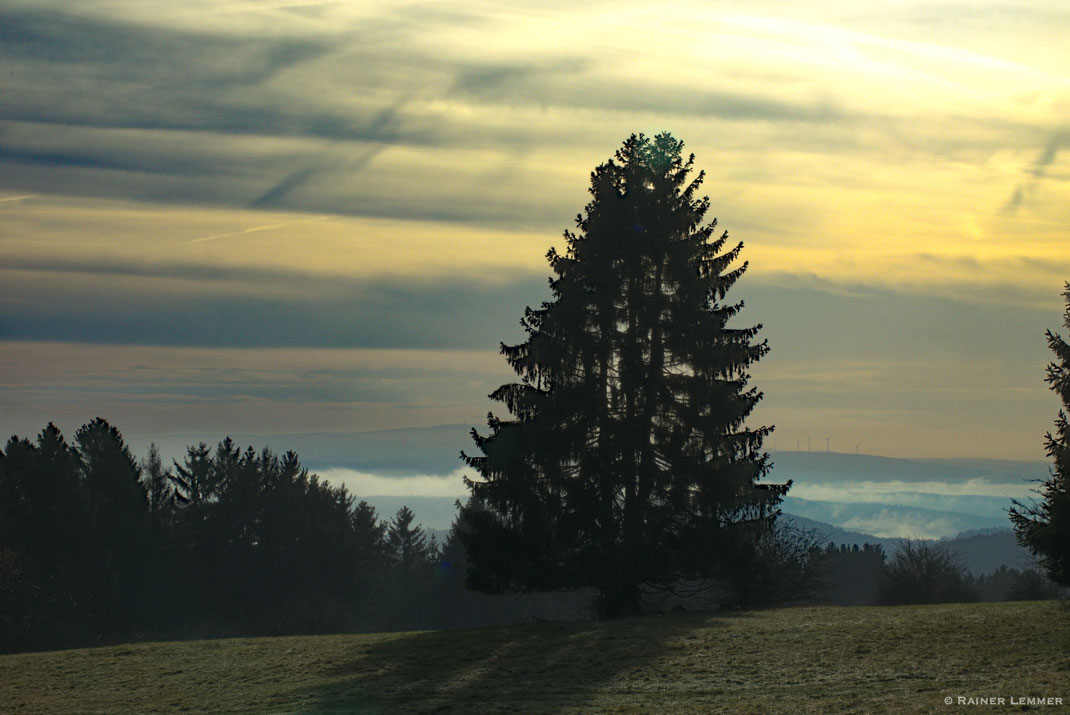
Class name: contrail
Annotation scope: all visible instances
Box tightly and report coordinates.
[0,195,38,203]
[189,217,326,244]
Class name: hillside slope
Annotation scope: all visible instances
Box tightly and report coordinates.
[3,602,1066,713]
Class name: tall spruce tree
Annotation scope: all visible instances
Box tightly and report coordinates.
[459,133,787,617]
[1011,282,1070,586]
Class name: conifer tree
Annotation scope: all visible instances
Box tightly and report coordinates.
[74,418,152,629]
[170,442,217,507]
[387,506,434,575]
[1011,282,1070,586]
[140,443,173,515]
[352,500,389,574]
[459,133,787,616]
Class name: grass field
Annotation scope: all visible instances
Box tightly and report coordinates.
[2,601,1068,713]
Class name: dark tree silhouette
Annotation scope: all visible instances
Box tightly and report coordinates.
[459,133,787,617]
[1011,282,1070,587]
[0,426,93,648]
[815,543,886,605]
[726,521,825,608]
[388,505,435,575]
[1007,567,1065,601]
[74,418,153,630]
[352,499,389,573]
[75,418,147,528]
[3,419,618,652]
[141,443,173,515]
[382,505,439,628]
[170,442,216,507]
[876,541,975,605]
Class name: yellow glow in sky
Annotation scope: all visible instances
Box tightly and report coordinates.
[1,0,1068,458]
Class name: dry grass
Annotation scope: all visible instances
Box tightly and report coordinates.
[3,601,1069,713]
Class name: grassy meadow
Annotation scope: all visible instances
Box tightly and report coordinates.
[2,601,1068,713]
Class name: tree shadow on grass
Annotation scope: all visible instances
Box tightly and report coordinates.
[286,611,740,712]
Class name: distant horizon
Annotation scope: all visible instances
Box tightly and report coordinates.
[4,416,1040,541]
[3,419,1054,465]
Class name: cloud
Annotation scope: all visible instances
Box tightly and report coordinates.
[1003,129,1069,214]
[0,5,334,90]
[189,220,312,244]
[0,255,1057,355]
[449,61,847,124]
[250,166,322,209]
[248,144,386,209]
[317,467,468,498]
[1030,133,1066,177]
[839,511,960,540]
[784,497,1002,539]
[0,341,510,440]
[0,260,548,348]
[740,272,1057,366]
[0,118,576,230]
[0,4,434,145]
[2,0,1063,231]
[1,0,1068,463]
[788,481,1029,518]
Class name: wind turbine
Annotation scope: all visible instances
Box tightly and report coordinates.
[807,434,811,453]
[796,439,801,451]
[854,442,861,455]
[825,436,831,453]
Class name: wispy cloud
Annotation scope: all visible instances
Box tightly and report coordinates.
[190,219,319,243]
[1003,129,1070,214]
[0,260,546,348]
[2,0,1065,230]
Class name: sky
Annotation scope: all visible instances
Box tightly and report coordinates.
[2,0,1069,461]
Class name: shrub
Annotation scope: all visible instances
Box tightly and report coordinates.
[876,540,976,605]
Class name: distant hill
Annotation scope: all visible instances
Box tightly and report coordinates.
[942,530,1033,575]
[132,424,472,477]
[127,425,1043,569]
[782,513,892,550]
[356,496,1031,576]
[767,450,1048,485]
[784,512,1031,576]
[133,425,1050,483]
[781,496,1002,538]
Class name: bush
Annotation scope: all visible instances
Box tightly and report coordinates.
[813,543,886,605]
[727,521,827,608]
[1008,568,1066,601]
[876,541,976,605]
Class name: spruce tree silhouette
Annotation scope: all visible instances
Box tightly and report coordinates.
[1011,282,1070,586]
[140,443,173,515]
[74,418,152,627]
[0,425,94,648]
[459,133,787,617]
[388,505,434,575]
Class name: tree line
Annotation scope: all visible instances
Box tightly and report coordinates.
[0,419,587,653]
[0,413,814,654]
[0,418,1062,653]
